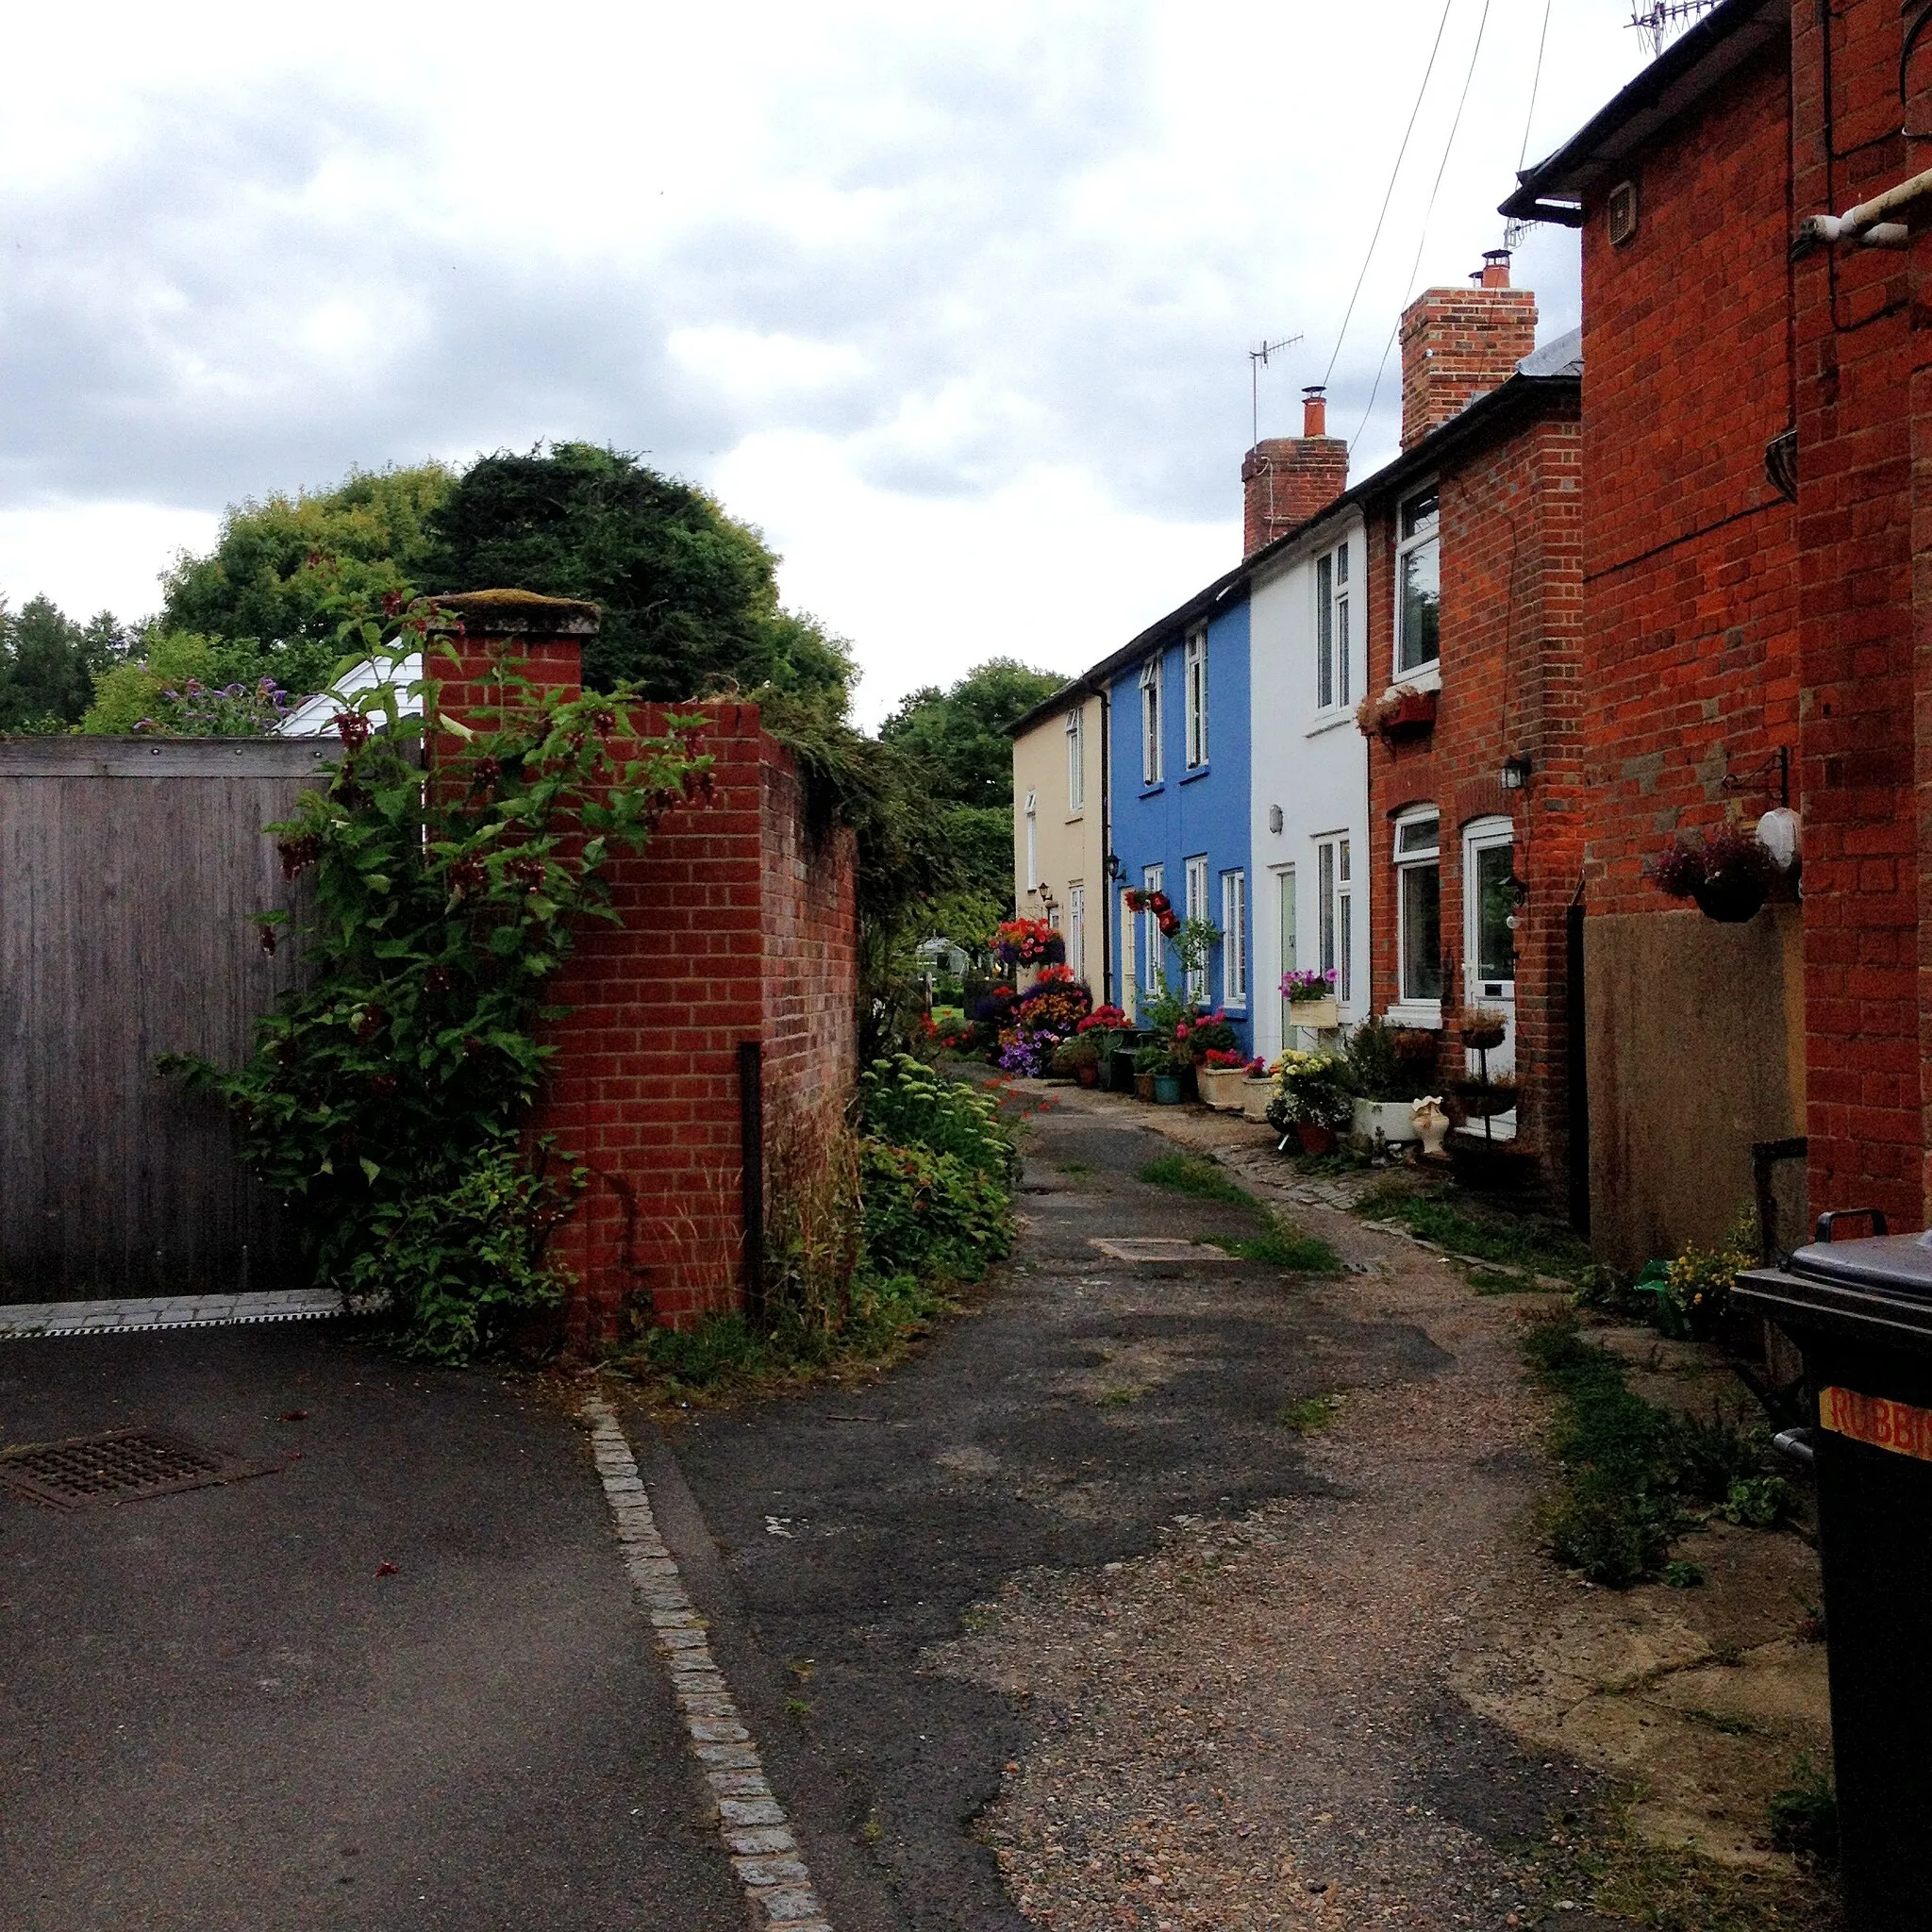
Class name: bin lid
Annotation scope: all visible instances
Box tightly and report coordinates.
[1787,1231,1932,1295]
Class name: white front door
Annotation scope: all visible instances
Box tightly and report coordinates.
[1462,818,1517,1079]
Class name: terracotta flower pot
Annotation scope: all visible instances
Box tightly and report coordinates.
[1296,1121,1337,1156]
[1075,1064,1100,1089]
[1135,1073,1157,1102]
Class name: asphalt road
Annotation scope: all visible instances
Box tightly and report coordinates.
[654,1096,1460,1930]
[0,1329,743,1932]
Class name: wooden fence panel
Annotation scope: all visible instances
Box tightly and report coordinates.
[0,739,339,1301]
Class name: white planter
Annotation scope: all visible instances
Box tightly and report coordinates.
[1198,1066,1249,1111]
[1241,1079,1274,1122]
[1352,1097,1420,1146]
[1289,997,1341,1031]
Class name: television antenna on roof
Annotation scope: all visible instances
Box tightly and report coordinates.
[1248,334,1305,445]
[1628,1,1718,58]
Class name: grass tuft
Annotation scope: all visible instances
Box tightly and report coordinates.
[1279,1392,1346,1434]
[1209,1224,1342,1272]
[1767,1756,1839,1866]
[1138,1152,1253,1205]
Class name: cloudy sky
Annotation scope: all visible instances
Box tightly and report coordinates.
[1,0,1650,722]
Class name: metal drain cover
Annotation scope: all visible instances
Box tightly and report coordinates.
[0,1428,278,1510]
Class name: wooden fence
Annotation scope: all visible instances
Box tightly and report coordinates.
[0,739,338,1301]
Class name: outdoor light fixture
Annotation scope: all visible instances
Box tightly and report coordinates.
[1499,754,1533,791]
[1105,851,1124,881]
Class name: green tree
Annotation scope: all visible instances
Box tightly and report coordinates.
[878,658,1064,809]
[158,463,454,663]
[0,597,127,732]
[419,443,854,704]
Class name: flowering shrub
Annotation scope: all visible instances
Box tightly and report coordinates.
[991,917,1066,967]
[1633,1220,1755,1341]
[164,606,713,1363]
[134,675,293,737]
[1200,1047,1248,1068]
[1267,1049,1355,1129]
[1281,967,1339,1003]
[1181,1011,1238,1057]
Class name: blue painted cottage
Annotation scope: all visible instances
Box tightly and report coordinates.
[1098,571,1255,1052]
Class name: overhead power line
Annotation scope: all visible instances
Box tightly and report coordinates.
[1322,0,1457,389]
[1520,0,1554,169]
[1352,0,1496,447]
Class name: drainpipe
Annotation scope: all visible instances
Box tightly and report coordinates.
[1791,165,1932,252]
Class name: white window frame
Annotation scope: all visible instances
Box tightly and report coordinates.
[1314,834,1353,1008]
[1140,657,1163,786]
[1396,485,1441,676]
[1183,627,1208,770]
[1065,707,1084,812]
[1024,789,1038,891]
[1183,855,1209,999]
[1221,869,1248,1009]
[1068,881,1086,983]
[1141,862,1165,994]
[1316,540,1352,714]
[1392,807,1443,1019]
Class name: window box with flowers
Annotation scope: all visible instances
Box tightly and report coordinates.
[1281,967,1341,1032]
[1355,684,1437,744]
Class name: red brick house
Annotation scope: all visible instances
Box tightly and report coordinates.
[1503,0,1929,1263]
[1354,261,1585,1208]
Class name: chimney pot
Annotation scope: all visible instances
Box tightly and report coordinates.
[1301,385,1327,439]
[1480,248,1512,289]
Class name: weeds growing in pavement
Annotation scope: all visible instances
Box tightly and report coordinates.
[1138,1152,1252,1204]
[1140,1153,1341,1272]
[1354,1177,1595,1282]
[1279,1393,1346,1434]
[1522,1317,1792,1587]
[1767,1756,1839,1866]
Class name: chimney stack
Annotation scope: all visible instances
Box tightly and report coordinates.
[1398,251,1537,449]
[1241,386,1349,557]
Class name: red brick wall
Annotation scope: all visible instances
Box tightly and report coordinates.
[1789,0,1922,1228]
[433,614,856,1346]
[1574,40,1801,922]
[1363,396,1584,1188]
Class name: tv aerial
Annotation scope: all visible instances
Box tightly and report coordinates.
[1249,334,1304,445]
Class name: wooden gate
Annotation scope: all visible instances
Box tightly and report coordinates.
[0,739,338,1301]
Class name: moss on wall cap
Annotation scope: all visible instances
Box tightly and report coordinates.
[433,589,601,636]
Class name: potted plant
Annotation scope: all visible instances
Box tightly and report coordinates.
[1266,1048,1353,1155]
[1053,1035,1102,1088]
[1197,1046,1252,1110]
[1281,967,1341,1031]
[1344,1014,1437,1147]
[1241,1057,1274,1121]
[1182,1012,1239,1063]
[1152,1041,1189,1106]
[1651,824,1779,924]
[1076,1005,1135,1091]
[1132,1041,1166,1102]
[1450,1073,1519,1118]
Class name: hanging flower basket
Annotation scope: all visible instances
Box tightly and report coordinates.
[1651,825,1777,925]
[1459,1008,1507,1052]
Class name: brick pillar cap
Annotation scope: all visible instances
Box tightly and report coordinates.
[434,588,601,636]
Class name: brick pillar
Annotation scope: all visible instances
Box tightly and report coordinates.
[1399,254,1538,449]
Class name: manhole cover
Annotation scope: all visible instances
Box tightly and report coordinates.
[1088,1238,1238,1263]
[0,1428,278,1510]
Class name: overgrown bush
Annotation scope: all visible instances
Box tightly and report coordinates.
[168,612,712,1362]
[858,1055,1015,1280]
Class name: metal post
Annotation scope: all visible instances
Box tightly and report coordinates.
[738,1040,765,1326]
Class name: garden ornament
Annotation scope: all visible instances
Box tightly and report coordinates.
[1410,1095,1450,1158]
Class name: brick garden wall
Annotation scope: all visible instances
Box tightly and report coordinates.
[432,594,857,1347]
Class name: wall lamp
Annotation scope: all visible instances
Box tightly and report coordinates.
[1499,754,1533,791]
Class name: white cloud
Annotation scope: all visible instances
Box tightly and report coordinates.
[0,0,1650,704]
